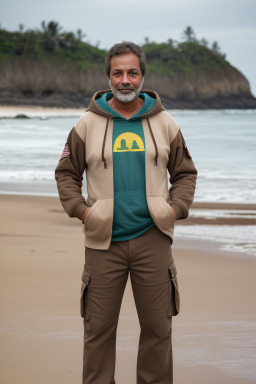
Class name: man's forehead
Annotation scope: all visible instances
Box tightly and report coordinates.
[110,53,141,71]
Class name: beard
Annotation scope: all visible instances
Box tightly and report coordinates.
[109,78,144,103]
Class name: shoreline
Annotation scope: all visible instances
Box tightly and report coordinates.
[0,193,255,383]
[1,105,256,119]
[1,90,256,110]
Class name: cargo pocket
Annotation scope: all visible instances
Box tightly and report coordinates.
[80,268,91,320]
[168,260,180,316]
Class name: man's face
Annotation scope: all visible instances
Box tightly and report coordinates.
[109,52,144,103]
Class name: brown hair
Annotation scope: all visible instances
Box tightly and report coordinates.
[105,41,146,78]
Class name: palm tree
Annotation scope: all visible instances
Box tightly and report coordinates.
[19,23,25,33]
[76,29,86,42]
[212,41,220,54]
[41,20,62,36]
[41,20,62,51]
[182,26,196,42]
[48,21,62,36]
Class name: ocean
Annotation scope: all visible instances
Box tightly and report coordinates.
[1,109,255,202]
[1,109,256,256]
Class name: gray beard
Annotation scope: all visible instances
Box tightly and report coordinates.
[109,78,144,103]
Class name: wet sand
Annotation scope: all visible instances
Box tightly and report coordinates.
[0,194,255,383]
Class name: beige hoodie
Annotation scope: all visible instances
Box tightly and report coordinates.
[55,90,197,250]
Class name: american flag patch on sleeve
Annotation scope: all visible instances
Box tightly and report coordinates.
[60,142,71,159]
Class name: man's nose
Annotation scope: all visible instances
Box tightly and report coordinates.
[121,73,130,84]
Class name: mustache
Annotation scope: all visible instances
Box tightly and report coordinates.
[116,85,135,91]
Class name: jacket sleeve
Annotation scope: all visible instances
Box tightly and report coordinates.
[167,129,197,220]
[55,127,89,221]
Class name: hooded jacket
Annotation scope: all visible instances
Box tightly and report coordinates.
[55,89,197,250]
[96,91,157,242]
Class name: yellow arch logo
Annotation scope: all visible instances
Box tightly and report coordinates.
[113,132,145,152]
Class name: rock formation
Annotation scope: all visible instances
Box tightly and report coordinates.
[0,58,255,109]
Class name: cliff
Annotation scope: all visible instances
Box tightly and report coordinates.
[0,58,255,109]
[0,24,255,109]
[144,66,256,109]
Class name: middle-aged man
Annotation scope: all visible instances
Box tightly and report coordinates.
[55,41,197,384]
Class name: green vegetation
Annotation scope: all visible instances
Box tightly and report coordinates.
[0,22,228,75]
[0,21,106,72]
[142,26,227,75]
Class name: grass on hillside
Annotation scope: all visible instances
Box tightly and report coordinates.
[0,22,228,75]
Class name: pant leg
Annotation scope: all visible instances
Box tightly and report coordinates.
[129,226,177,384]
[82,241,129,384]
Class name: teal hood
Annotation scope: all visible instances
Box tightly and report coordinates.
[87,89,165,118]
[95,91,157,119]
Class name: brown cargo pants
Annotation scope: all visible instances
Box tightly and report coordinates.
[80,225,180,384]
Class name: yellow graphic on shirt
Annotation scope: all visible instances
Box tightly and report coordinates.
[113,132,145,152]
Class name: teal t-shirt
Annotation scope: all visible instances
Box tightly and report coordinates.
[96,92,156,242]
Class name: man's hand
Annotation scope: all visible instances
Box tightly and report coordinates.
[82,207,91,224]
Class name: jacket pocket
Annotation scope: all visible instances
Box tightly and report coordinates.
[147,196,175,231]
[84,198,113,239]
[168,259,180,316]
[80,268,91,320]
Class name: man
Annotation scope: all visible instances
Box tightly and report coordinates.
[55,41,197,384]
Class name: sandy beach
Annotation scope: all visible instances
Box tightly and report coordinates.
[0,194,255,384]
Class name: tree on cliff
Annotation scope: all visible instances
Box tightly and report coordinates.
[182,26,197,42]
[41,21,62,37]
[40,21,63,51]
[211,41,226,59]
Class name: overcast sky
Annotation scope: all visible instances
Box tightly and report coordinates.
[1,0,256,97]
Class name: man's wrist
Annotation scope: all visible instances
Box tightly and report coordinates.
[170,206,177,221]
[82,207,90,224]
[170,204,184,220]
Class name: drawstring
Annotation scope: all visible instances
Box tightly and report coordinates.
[102,116,110,169]
[101,116,158,169]
[146,117,158,166]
